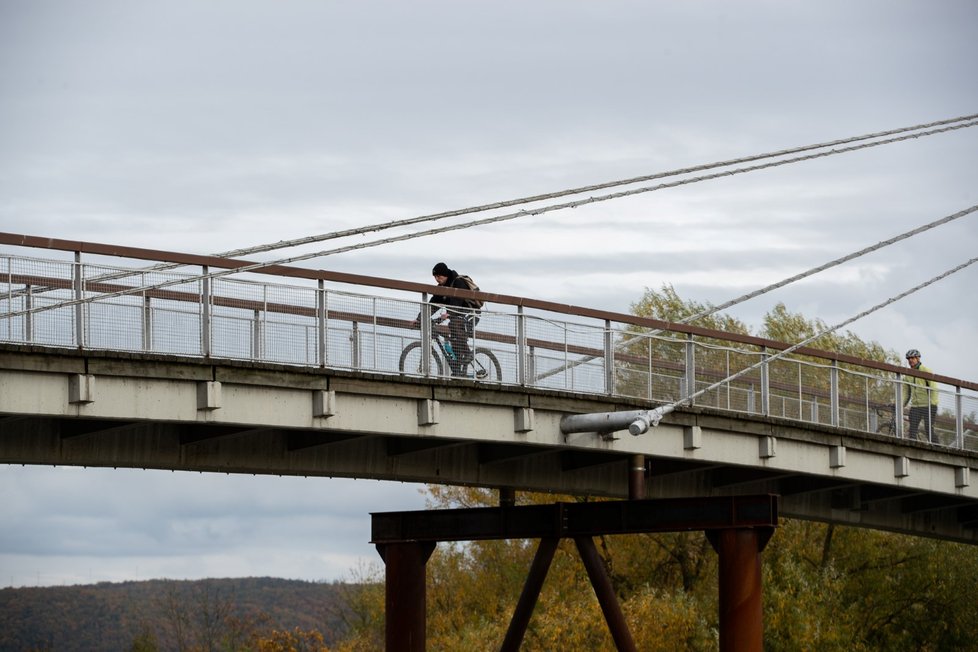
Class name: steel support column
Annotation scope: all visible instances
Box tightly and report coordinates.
[499,486,516,508]
[372,496,778,651]
[575,536,637,652]
[376,541,436,652]
[500,537,559,652]
[628,454,645,500]
[707,527,773,652]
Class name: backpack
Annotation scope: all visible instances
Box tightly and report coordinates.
[458,274,484,310]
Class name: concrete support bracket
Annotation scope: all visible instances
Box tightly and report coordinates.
[313,389,337,418]
[514,407,534,433]
[196,381,222,411]
[829,445,846,469]
[418,399,439,426]
[894,456,910,478]
[68,374,95,404]
[955,466,970,488]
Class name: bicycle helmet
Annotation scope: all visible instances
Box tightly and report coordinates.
[905,348,921,359]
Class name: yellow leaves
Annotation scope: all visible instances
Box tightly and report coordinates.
[254,627,328,652]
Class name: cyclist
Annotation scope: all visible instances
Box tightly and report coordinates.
[426,262,480,375]
[903,348,939,443]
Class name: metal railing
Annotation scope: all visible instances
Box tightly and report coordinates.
[2,243,977,452]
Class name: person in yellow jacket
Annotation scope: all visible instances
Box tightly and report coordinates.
[903,349,939,443]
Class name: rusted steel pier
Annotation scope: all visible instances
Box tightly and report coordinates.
[373,494,778,651]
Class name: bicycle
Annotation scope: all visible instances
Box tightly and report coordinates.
[874,405,908,437]
[399,313,502,381]
[875,406,898,435]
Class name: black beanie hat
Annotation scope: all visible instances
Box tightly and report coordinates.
[432,262,451,276]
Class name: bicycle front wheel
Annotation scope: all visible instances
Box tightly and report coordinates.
[399,341,445,377]
[467,348,502,381]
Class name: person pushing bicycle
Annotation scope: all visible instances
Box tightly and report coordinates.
[903,348,939,443]
[421,262,480,375]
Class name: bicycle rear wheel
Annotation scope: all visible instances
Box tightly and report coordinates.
[467,347,502,381]
[399,341,444,377]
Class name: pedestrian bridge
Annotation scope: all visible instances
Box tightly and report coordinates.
[2,232,977,544]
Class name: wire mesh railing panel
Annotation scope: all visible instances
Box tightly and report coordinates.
[1,294,77,347]
[611,328,670,402]
[152,305,204,356]
[360,296,413,374]
[962,392,978,451]
[691,342,763,414]
[6,249,978,455]
[87,297,146,352]
[210,277,317,365]
[647,336,688,404]
[211,311,261,361]
[768,357,833,424]
[473,310,518,384]
[325,291,374,372]
[932,387,966,448]
[0,256,79,347]
[524,313,606,393]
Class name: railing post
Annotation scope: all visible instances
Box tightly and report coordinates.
[684,333,695,404]
[760,347,770,417]
[372,297,379,372]
[648,337,655,402]
[74,251,84,349]
[894,375,905,438]
[200,265,211,357]
[830,360,840,427]
[252,308,262,360]
[351,321,361,370]
[24,284,33,344]
[517,306,527,386]
[142,294,152,352]
[420,294,431,376]
[725,350,731,410]
[317,280,327,368]
[956,386,964,449]
[604,319,614,395]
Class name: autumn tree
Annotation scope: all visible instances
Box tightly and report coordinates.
[330,286,978,651]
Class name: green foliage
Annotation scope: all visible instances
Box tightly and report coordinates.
[630,284,751,334]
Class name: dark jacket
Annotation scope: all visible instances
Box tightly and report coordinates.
[430,269,473,311]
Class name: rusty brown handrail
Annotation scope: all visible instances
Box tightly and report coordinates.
[1,230,975,391]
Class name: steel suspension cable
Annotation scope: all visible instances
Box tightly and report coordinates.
[634,255,978,431]
[532,203,978,382]
[208,112,978,258]
[680,204,978,323]
[5,121,977,318]
[27,112,978,289]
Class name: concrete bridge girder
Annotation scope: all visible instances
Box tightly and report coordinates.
[1,345,977,544]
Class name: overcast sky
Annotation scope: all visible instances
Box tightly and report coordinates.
[1,0,976,588]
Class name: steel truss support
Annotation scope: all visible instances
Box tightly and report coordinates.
[373,495,778,651]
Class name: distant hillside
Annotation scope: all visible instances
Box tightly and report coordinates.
[0,577,353,651]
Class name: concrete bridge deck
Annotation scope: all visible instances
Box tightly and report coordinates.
[2,343,976,544]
